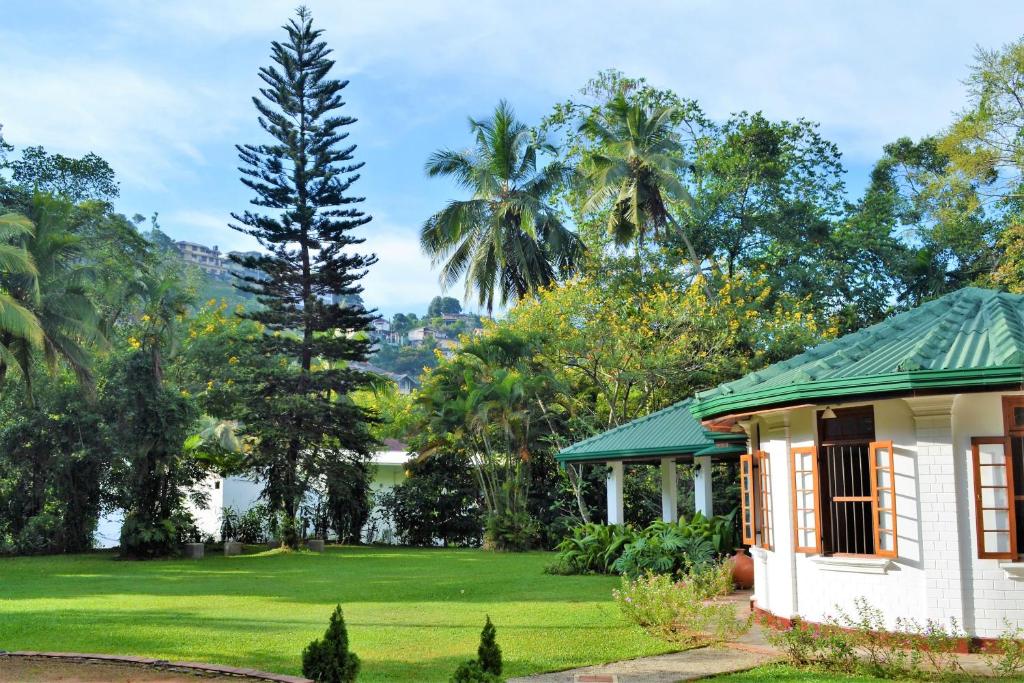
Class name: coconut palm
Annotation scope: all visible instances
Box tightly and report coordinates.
[0,212,42,382]
[422,100,584,313]
[576,92,710,289]
[0,196,103,402]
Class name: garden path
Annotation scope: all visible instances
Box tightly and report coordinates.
[507,592,781,683]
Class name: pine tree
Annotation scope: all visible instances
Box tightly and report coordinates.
[230,6,377,548]
[477,616,502,676]
[302,605,360,683]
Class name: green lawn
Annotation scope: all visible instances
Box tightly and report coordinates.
[712,664,903,681]
[0,546,675,681]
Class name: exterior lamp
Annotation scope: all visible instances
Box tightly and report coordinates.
[821,406,837,419]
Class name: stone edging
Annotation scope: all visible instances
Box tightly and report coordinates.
[0,651,312,683]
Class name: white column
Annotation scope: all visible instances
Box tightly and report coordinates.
[660,457,678,522]
[606,461,624,525]
[694,455,713,517]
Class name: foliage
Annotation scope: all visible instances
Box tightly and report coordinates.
[477,616,502,677]
[484,510,541,551]
[451,616,502,683]
[769,599,977,680]
[379,450,483,547]
[450,660,501,683]
[547,523,636,574]
[302,605,360,683]
[235,504,272,543]
[0,375,110,554]
[981,620,1024,678]
[427,296,462,317]
[613,567,747,646]
[611,528,714,579]
[413,329,563,544]
[4,145,119,203]
[228,7,379,548]
[549,512,736,576]
[421,100,584,312]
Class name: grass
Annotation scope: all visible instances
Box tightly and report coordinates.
[0,546,676,682]
[711,664,896,681]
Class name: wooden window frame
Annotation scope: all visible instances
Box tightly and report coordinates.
[973,434,1019,560]
[740,453,756,546]
[756,450,774,551]
[1002,397,1024,562]
[868,440,898,559]
[791,446,822,553]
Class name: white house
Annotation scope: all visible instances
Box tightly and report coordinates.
[188,443,412,543]
[95,444,412,548]
[559,287,1024,643]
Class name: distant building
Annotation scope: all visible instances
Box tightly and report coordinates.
[176,241,228,277]
[350,361,421,395]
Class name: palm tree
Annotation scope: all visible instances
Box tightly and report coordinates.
[0,196,103,402]
[0,212,42,383]
[422,100,584,313]
[576,92,711,292]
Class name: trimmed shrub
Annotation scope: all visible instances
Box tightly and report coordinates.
[302,605,360,683]
[477,616,501,677]
[451,617,503,682]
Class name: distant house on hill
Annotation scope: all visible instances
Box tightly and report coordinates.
[350,361,420,395]
[176,241,228,277]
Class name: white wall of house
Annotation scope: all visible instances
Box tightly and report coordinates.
[749,392,1023,639]
[93,452,410,548]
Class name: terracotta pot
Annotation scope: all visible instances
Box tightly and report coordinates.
[730,547,754,589]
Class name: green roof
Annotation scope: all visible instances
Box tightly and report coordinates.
[691,287,1024,420]
[556,398,744,463]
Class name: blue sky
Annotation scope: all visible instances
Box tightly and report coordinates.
[3,1,1024,316]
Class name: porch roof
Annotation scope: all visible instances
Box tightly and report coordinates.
[691,287,1024,421]
[555,398,745,464]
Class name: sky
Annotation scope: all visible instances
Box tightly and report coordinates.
[3,1,1024,317]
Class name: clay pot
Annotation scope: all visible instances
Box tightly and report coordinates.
[730,547,754,589]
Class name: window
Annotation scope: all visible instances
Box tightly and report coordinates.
[804,406,897,558]
[791,446,821,553]
[972,436,1017,559]
[970,397,1024,560]
[757,450,774,550]
[739,451,773,549]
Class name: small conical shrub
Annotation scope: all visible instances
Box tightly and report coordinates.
[302,605,360,682]
[450,616,503,682]
[477,616,501,676]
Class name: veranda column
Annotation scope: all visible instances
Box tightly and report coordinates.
[606,461,624,525]
[660,457,679,522]
[694,455,713,517]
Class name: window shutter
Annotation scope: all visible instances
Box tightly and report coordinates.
[868,441,898,558]
[791,446,821,553]
[740,453,755,545]
[756,450,774,550]
[972,436,1018,560]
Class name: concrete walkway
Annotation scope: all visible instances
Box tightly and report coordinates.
[508,592,781,683]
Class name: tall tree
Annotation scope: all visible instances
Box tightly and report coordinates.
[0,196,104,403]
[0,212,42,377]
[6,146,119,203]
[421,101,584,313]
[229,7,378,547]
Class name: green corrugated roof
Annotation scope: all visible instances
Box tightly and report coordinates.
[556,398,739,463]
[691,287,1024,420]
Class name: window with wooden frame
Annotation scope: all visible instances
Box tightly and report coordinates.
[791,446,822,553]
[756,450,774,550]
[740,453,756,545]
[739,451,773,549]
[811,406,898,557]
[969,396,1024,560]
